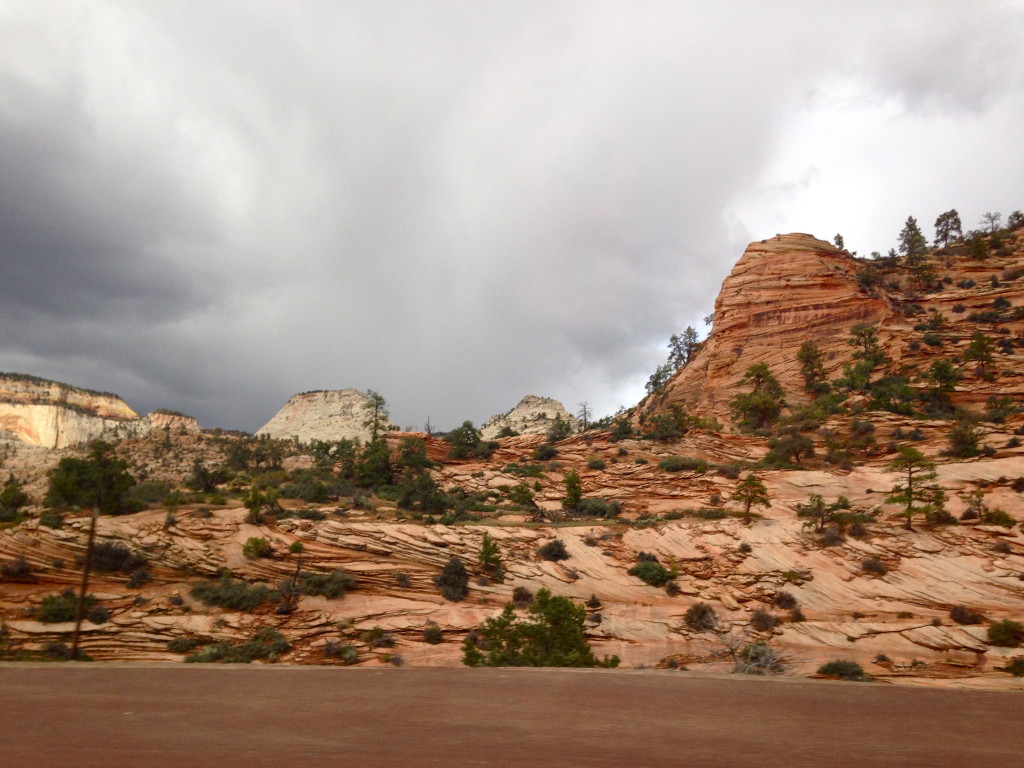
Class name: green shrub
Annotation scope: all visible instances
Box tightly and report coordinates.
[537,539,569,562]
[574,497,621,518]
[423,623,443,644]
[988,619,1024,647]
[185,628,289,663]
[190,575,277,611]
[436,556,469,601]
[285,569,357,599]
[242,537,273,559]
[1004,657,1024,677]
[38,510,64,529]
[127,480,172,504]
[949,605,983,625]
[35,589,96,623]
[167,636,208,653]
[512,586,534,606]
[586,457,606,470]
[694,507,727,520]
[628,559,672,587]
[749,607,780,632]
[817,659,871,681]
[86,605,111,624]
[772,591,797,610]
[362,626,396,648]
[861,557,887,576]
[324,641,359,664]
[126,569,151,588]
[659,455,707,473]
[981,509,1016,527]
[90,541,147,573]
[533,445,558,461]
[0,555,32,580]
[684,602,717,631]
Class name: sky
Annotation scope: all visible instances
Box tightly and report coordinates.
[1,1,1023,433]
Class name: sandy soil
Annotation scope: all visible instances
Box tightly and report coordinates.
[2,665,1021,767]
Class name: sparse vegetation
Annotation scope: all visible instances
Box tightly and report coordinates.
[817,659,871,681]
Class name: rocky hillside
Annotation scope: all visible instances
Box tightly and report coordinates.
[479,395,578,440]
[256,389,384,444]
[1,227,1023,687]
[0,374,199,449]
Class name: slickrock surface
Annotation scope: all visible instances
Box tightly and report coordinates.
[256,389,379,443]
[2,229,1024,689]
[479,395,579,439]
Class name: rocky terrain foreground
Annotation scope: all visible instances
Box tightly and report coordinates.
[1,228,1023,689]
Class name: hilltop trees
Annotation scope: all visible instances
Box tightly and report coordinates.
[933,209,962,247]
[898,216,928,258]
[668,326,701,370]
[647,325,703,396]
[362,389,392,442]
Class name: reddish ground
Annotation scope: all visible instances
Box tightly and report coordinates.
[2,665,1021,767]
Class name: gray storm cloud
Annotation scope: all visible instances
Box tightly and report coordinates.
[1,1,1022,431]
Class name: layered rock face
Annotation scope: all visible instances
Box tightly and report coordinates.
[0,374,141,449]
[642,234,892,426]
[256,389,378,443]
[480,395,579,440]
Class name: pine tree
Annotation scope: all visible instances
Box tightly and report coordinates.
[898,216,928,257]
[933,209,962,247]
[886,447,943,529]
[731,474,770,524]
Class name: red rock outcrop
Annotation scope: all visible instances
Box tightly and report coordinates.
[641,234,893,426]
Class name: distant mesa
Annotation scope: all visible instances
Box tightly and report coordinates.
[256,389,386,444]
[479,394,579,440]
[0,372,199,449]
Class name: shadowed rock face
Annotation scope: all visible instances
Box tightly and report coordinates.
[479,395,579,440]
[256,389,377,444]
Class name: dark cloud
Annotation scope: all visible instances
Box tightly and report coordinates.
[1,1,1021,432]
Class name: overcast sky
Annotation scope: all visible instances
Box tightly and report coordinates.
[2,1,1023,433]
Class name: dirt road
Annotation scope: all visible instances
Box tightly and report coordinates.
[2,665,1020,767]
